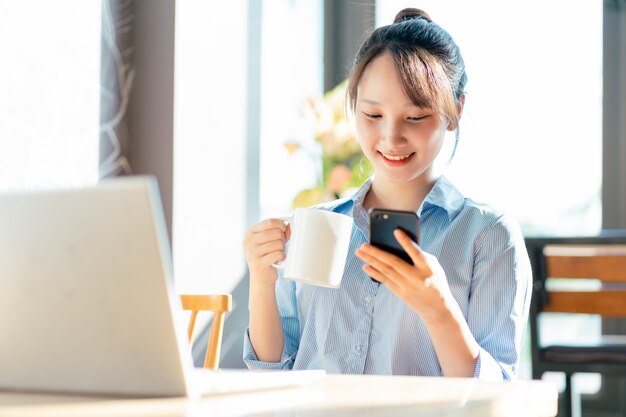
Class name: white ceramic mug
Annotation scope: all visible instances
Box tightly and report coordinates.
[272,208,353,288]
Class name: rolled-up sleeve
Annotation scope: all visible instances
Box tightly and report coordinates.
[468,214,532,381]
[243,277,301,370]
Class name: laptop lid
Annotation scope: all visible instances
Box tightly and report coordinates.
[0,177,194,396]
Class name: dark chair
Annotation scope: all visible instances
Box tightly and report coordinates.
[525,231,626,417]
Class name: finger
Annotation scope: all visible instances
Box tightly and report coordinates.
[285,223,291,242]
[248,228,286,246]
[252,240,285,258]
[362,264,386,283]
[356,245,407,285]
[261,250,285,266]
[393,229,432,275]
[248,218,288,234]
[357,243,412,274]
[364,265,404,295]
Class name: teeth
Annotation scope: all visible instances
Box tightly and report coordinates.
[381,152,412,161]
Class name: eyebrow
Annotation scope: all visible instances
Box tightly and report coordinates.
[358,98,419,108]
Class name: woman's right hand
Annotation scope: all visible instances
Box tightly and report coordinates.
[245,218,291,362]
[243,218,291,288]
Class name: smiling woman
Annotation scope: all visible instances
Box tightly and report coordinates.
[0,2,101,189]
[243,7,533,383]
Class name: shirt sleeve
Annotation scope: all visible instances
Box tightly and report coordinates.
[467,213,532,381]
[243,276,301,370]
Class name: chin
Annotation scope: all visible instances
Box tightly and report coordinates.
[377,172,420,185]
[374,166,432,185]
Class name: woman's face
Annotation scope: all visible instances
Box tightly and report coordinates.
[355,51,450,186]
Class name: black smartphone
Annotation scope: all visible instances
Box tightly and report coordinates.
[369,208,419,265]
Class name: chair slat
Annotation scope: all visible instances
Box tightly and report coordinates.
[543,290,626,317]
[180,294,232,312]
[180,294,232,370]
[545,248,626,282]
[544,244,626,257]
[205,312,226,369]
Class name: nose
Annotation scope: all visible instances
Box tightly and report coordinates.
[383,120,408,147]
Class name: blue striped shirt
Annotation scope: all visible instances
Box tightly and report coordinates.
[243,176,532,380]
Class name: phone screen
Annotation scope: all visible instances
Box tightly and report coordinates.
[369,208,419,265]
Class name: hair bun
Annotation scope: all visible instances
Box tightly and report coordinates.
[393,8,432,24]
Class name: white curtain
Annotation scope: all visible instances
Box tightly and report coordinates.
[99,0,135,178]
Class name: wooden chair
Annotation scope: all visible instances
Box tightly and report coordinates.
[180,294,232,370]
[525,232,626,417]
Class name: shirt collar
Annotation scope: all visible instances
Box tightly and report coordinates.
[351,177,373,211]
[338,178,373,239]
[347,175,465,221]
[418,176,465,221]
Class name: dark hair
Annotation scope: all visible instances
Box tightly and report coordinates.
[347,8,467,156]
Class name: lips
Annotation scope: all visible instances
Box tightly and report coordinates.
[378,151,415,164]
[380,151,412,160]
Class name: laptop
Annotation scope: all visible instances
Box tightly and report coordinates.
[0,176,324,397]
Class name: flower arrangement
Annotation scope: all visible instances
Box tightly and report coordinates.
[288,80,373,208]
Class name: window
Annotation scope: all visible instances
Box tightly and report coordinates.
[0,2,101,189]
[377,1,602,237]
[173,0,248,294]
[259,0,324,219]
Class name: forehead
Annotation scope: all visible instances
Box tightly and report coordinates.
[357,48,442,113]
[357,52,413,103]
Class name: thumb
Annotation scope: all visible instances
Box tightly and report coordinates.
[285,223,292,242]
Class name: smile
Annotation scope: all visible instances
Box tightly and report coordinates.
[379,151,414,161]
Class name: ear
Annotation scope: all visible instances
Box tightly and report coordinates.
[447,93,465,132]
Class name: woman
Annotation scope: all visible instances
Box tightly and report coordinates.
[242,8,531,380]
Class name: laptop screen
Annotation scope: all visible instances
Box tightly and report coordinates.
[0,177,193,396]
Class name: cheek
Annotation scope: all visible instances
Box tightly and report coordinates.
[355,120,377,148]
[420,120,448,148]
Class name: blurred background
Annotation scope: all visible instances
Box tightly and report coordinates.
[0,1,624,416]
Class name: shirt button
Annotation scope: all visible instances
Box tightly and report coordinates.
[353,345,363,355]
[364,295,372,304]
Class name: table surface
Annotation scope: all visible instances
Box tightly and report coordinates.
[0,374,558,417]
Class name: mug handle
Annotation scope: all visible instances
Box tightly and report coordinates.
[271,216,292,269]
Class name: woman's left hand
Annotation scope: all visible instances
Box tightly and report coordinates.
[355,229,454,322]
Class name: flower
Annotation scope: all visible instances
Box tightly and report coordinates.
[327,164,352,194]
[289,80,373,208]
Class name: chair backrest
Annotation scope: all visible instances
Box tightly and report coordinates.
[526,232,626,366]
[180,294,233,369]
[540,244,626,317]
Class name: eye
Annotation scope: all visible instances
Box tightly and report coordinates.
[407,115,428,122]
[362,111,381,119]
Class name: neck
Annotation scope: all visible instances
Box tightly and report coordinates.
[363,174,439,213]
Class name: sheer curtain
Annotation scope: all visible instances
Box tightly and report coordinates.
[99,0,135,178]
[0,1,100,189]
[0,0,134,187]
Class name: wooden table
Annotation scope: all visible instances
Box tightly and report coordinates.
[0,374,558,417]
